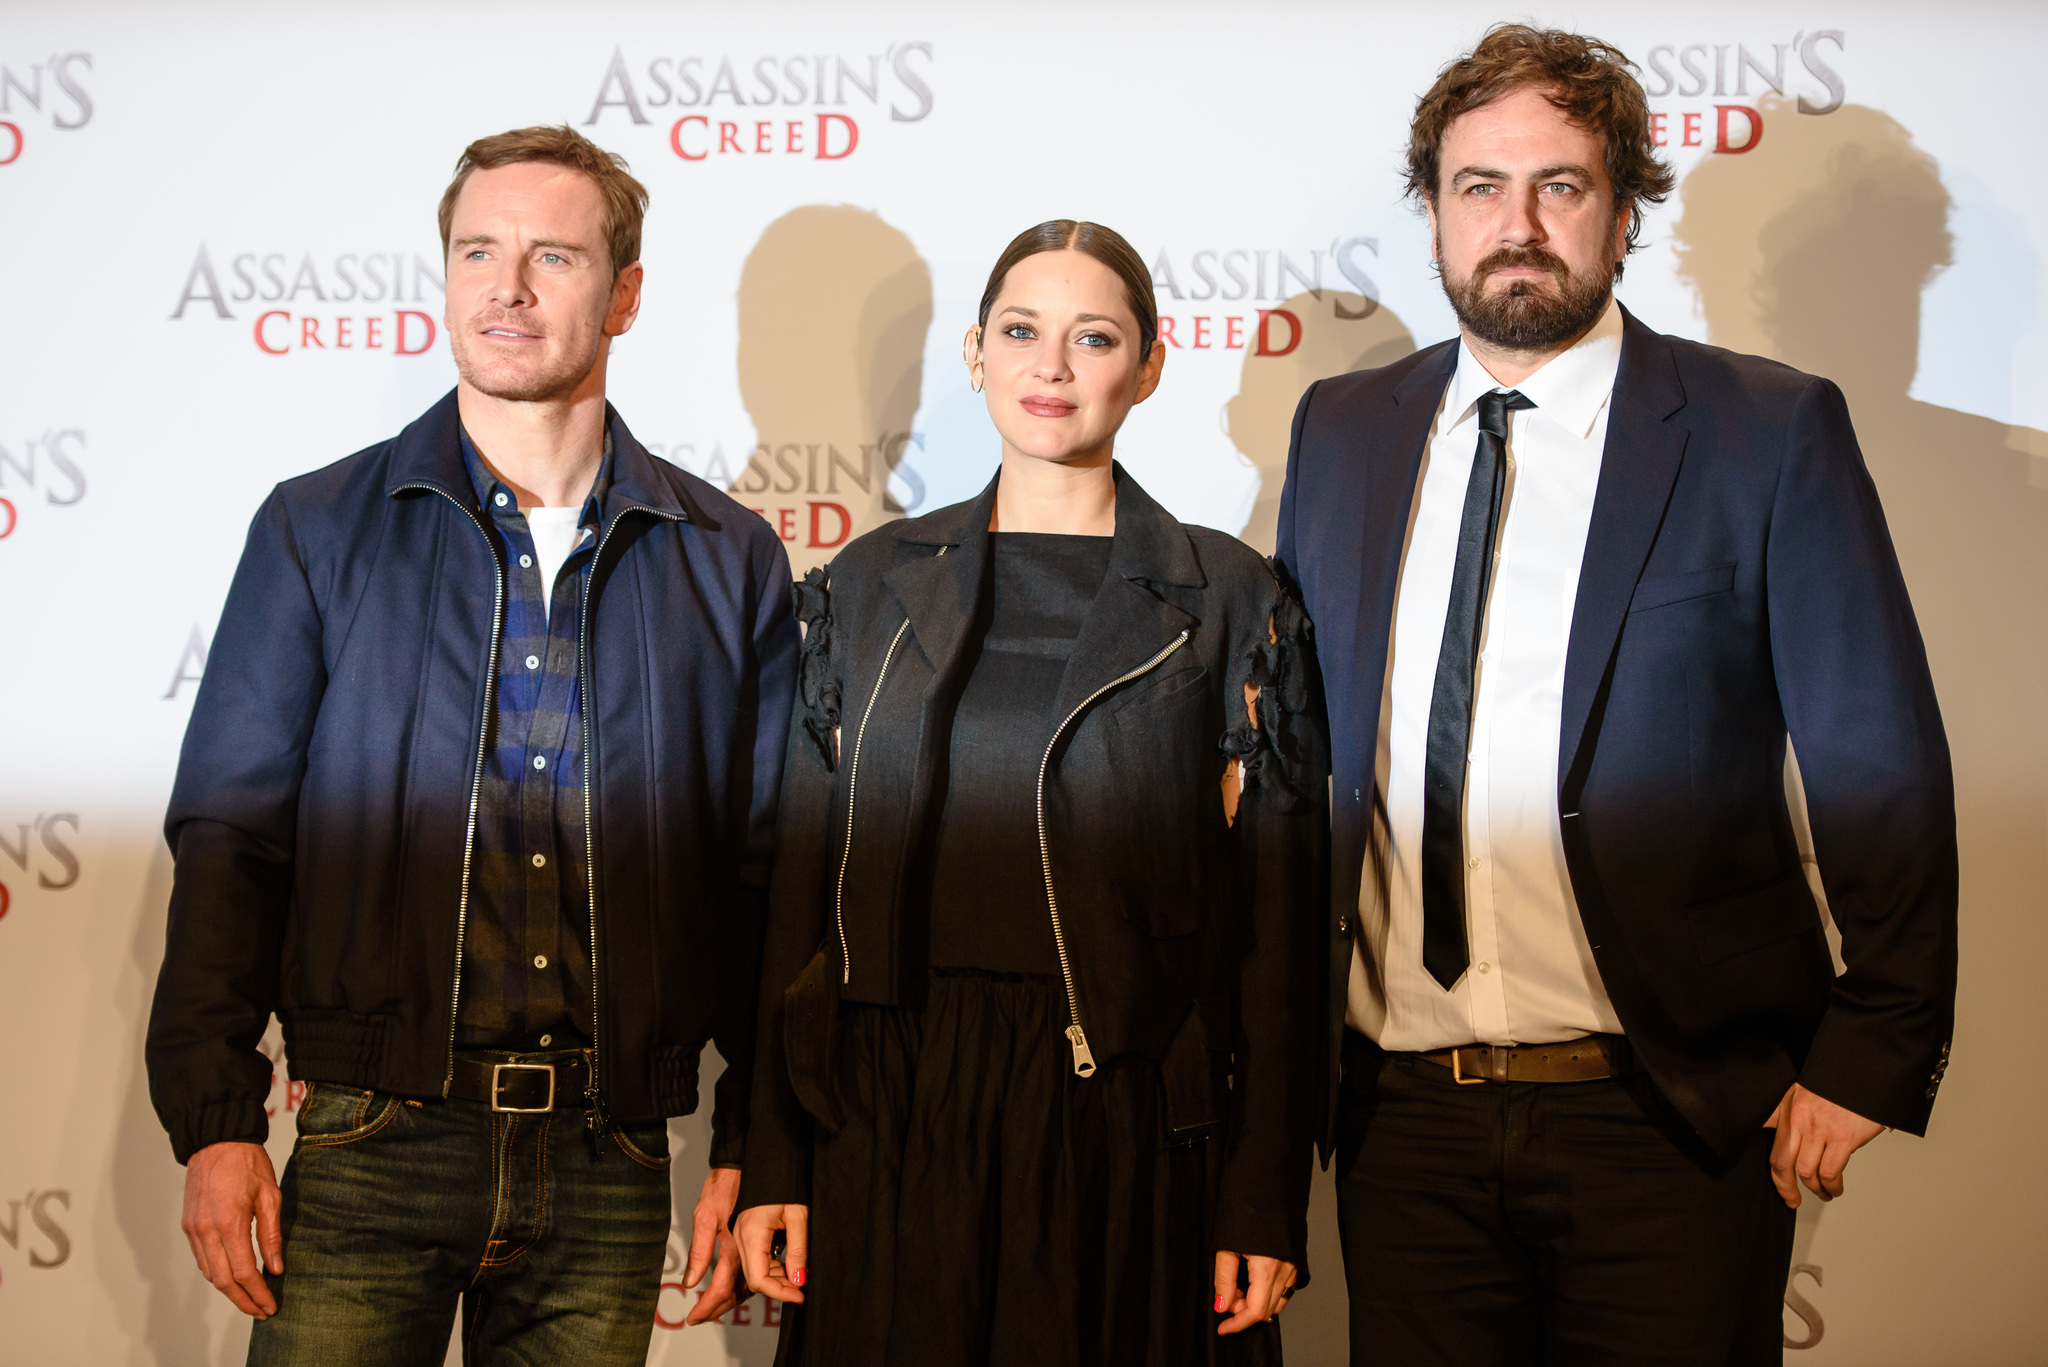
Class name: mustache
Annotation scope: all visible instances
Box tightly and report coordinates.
[470,312,550,336]
[1474,244,1572,282]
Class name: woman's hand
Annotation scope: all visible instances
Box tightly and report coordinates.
[734,1202,809,1304]
[1214,1250,1297,1334]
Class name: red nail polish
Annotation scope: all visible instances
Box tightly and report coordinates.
[793,1268,807,1287]
[1215,1294,1228,1313]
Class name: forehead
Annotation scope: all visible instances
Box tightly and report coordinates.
[1441,85,1605,172]
[451,161,605,232]
[997,249,1132,316]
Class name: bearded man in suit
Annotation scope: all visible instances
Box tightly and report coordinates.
[1275,25,1957,1365]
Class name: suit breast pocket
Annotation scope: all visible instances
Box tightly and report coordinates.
[1630,562,1736,614]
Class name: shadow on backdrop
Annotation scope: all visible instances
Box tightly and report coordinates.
[1225,291,1415,555]
[1676,96,2048,1349]
[103,839,234,1366]
[735,206,932,575]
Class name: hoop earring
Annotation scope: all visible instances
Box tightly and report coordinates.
[970,367,984,394]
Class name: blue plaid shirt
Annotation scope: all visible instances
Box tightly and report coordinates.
[454,430,611,1051]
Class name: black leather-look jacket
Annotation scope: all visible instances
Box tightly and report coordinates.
[738,467,1328,1267]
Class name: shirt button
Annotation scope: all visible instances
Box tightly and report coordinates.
[533,954,548,969]
[1477,961,1493,974]
[533,755,546,770]
[520,554,533,568]
[531,853,546,868]
[1468,856,1482,869]
[494,492,509,508]
[538,1034,552,1047]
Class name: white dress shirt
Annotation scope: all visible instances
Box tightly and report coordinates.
[1347,298,1626,1051]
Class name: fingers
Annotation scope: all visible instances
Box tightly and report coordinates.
[1272,1262,1299,1313]
[1212,1250,1241,1319]
[1219,1254,1279,1335]
[685,1231,742,1326]
[1815,1136,1852,1201]
[220,1208,279,1317]
[734,1205,805,1304]
[784,1205,809,1292]
[255,1180,285,1277]
[1769,1116,1803,1210]
[683,1200,719,1290]
[199,1224,269,1317]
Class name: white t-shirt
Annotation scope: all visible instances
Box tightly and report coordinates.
[525,506,587,624]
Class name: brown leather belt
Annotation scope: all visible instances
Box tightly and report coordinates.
[448,1050,592,1112]
[1414,1034,1632,1085]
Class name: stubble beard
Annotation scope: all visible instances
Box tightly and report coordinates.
[452,313,604,404]
[1441,241,1615,353]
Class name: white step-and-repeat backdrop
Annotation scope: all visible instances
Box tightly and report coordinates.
[2,2,2044,1362]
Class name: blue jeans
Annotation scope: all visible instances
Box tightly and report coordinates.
[248,1072,673,1366]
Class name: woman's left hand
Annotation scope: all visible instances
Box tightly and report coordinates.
[1213,1250,1298,1334]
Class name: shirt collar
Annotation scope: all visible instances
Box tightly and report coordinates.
[1445,295,1624,441]
[459,427,615,532]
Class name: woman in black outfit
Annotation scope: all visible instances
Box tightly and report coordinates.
[734,220,1326,1367]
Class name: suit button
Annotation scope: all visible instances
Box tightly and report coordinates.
[1337,917,1350,934]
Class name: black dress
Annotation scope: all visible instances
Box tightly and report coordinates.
[792,534,1261,1367]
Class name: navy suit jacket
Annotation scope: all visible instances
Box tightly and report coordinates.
[1276,306,1957,1159]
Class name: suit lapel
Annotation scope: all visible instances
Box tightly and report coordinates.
[1349,343,1458,777]
[1558,309,1690,796]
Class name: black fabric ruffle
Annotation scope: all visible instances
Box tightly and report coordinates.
[794,566,840,771]
[1219,558,1317,812]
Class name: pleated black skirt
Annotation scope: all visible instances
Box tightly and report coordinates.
[773,970,1281,1367]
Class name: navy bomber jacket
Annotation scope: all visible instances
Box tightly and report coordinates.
[146,390,798,1164]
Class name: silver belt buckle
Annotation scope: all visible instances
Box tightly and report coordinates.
[491,1061,556,1113]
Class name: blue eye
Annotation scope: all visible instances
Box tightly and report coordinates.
[1077,332,1111,348]
[1003,324,1033,340]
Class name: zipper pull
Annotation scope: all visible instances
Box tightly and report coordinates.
[1065,1024,1098,1077]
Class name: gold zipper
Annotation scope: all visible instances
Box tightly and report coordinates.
[1035,628,1191,1076]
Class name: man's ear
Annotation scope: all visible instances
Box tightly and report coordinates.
[606,262,645,338]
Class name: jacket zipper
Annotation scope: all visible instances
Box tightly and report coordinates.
[834,546,944,986]
[398,485,503,1099]
[578,505,686,1126]
[1036,629,1191,1077]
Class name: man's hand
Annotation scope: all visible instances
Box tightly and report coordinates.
[681,1167,743,1325]
[182,1141,283,1318]
[1214,1250,1298,1335]
[734,1203,807,1304]
[1765,1083,1885,1208]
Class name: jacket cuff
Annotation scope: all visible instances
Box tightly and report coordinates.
[709,1119,748,1170]
[167,1098,272,1166]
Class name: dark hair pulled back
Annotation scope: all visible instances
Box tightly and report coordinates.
[976,220,1158,359]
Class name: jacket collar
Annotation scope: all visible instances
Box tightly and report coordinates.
[890,461,1205,588]
[882,462,1203,729]
[384,387,710,532]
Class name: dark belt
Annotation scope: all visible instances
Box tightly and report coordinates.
[448,1050,592,1113]
[1413,1033,1632,1085]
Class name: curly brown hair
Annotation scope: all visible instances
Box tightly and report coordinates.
[1405,24,1675,274]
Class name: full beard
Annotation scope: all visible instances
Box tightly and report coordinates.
[451,316,603,403]
[1442,243,1614,352]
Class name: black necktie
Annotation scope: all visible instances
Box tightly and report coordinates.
[1420,388,1534,992]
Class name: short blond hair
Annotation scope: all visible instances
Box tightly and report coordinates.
[437,124,649,277]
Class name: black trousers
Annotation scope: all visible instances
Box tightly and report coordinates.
[1336,1031,1793,1366]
